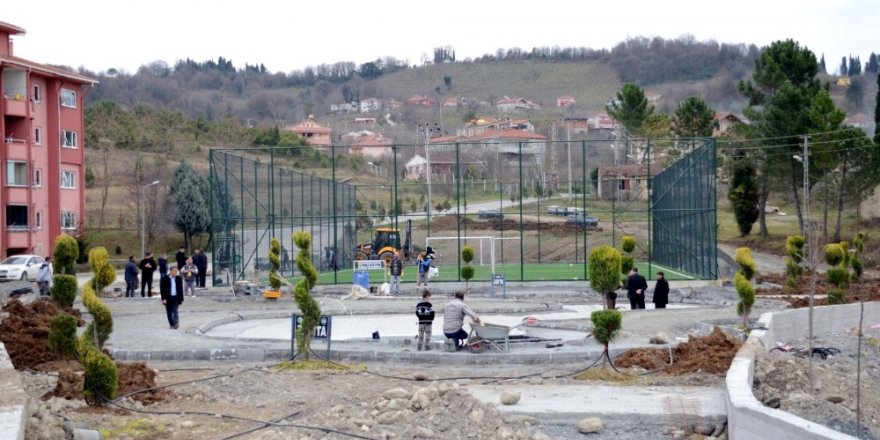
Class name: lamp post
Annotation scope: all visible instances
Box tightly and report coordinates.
[140,180,160,258]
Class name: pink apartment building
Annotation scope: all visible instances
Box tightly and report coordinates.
[0,21,96,258]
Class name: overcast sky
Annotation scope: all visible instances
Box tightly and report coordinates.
[5,0,878,75]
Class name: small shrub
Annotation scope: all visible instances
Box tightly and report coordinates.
[620,255,635,275]
[88,247,116,292]
[53,235,79,275]
[621,236,636,253]
[827,288,846,304]
[48,314,78,358]
[82,350,118,403]
[51,275,78,308]
[826,267,850,289]
[784,235,805,263]
[268,237,282,290]
[824,243,845,266]
[591,309,622,350]
[461,245,475,264]
[734,247,756,280]
[734,248,756,327]
[461,245,476,293]
[460,266,475,282]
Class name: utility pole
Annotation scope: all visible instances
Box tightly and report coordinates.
[567,122,573,201]
[802,135,816,389]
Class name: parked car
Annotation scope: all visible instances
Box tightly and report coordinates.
[566,212,599,228]
[0,255,46,281]
[478,210,504,219]
[547,205,563,216]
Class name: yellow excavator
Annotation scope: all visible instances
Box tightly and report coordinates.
[354,220,413,266]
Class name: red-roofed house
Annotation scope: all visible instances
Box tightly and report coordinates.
[404,153,480,182]
[1,21,97,258]
[286,115,332,150]
[713,112,743,136]
[405,95,433,107]
[556,96,577,107]
[348,134,393,158]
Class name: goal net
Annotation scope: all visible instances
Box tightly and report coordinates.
[424,236,521,275]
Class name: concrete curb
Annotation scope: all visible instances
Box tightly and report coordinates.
[726,302,880,440]
[0,342,26,440]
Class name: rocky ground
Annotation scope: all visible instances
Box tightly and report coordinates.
[753,321,880,439]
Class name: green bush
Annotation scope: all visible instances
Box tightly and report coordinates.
[82,350,118,403]
[54,234,79,275]
[734,247,755,280]
[621,236,636,254]
[783,257,803,288]
[851,258,863,280]
[460,266,475,282]
[268,237,282,290]
[620,255,635,275]
[48,314,78,358]
[461,245,475,264]
[826,267,850,289]
[50,275,78,308]
[824,243,846,266]
[88,247,116,292]
[589,245,622,295]
[590,309,622,347]
[293,231,320,360]
[827,288,846,305]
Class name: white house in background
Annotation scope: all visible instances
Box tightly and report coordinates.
[495,96,540,113]
[348,134,392,158]
[360,98,382,113]
[330,102,357,113]
[713,112,744,136]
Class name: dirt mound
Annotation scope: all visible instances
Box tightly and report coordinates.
[615,328,742,375]
[756,272,880,308]
[0,299,82,369]
[428,214,596,237]
[44,361,165,404]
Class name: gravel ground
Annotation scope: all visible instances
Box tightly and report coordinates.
[754,318,880,439]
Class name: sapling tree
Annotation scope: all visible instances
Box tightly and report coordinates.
[78,247,118,405]
[591,309,623,370]
[734,247,756,328]
[784,235,805,288]
[267,237,282,292]
[461,245,475,293]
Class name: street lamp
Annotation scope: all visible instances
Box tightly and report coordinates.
[140,180,160,258]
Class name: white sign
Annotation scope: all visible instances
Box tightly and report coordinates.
[354,260,385,270]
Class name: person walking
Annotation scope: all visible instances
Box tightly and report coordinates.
[415,291,434,351]
[158,253,169,279]
[138,252,157,297]
[652,271,669,309]
[626,267,648,310]
[181,257,199,297]
[160,266,184,329]
[281,247,291,272]
[389,252,404,296]
[443,291,482,351]
[36,256,52,297]
[416,251,433,292]
[175,246,187,271]
[124,255,139,298]
[193,248,208,288]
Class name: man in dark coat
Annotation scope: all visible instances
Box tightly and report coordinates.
[193,248,208,288]
[175,247,187,271]
[652,271,669,309]
[138,252,157,297]
[626,267,648,310]
[160,266,185,329]
[124,256,139,298]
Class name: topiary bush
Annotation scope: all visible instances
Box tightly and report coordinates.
[589,245,623,310]
[734,247,755,328]
[48,314,78,358]
[621,236,636,253]
[82,349,118,404]
[824,242,852,304]
[88,247,116,293]
[53,234,79,275]
[50,275,78,308]
[293,231,320,360]
[783,235,805,288]
[619,235,636,276]
[268,237,282,291]
[824,243,846,266]
[461,245,475,293]
[591,309,622,368]
[850,233,866,281]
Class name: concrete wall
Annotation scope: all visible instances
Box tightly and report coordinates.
[726,302,880,440]
[0,342,26,440]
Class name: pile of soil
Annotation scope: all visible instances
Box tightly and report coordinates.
[615,327,742,375]
[755,272,880,308]
[429,215,598,236]
[0,299,82,369]
[46,361,165,404]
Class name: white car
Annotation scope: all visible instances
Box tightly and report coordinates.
[0,255,46,281]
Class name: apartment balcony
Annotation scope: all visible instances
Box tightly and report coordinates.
[3,98,27,117]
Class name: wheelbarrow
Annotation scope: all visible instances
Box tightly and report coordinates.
[466,317,537,353]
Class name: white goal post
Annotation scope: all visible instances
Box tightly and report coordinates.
[424,236,521,275]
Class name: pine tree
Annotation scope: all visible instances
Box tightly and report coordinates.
[818,54,826,74]
[840,56,848,76]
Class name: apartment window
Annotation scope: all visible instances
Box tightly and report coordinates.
[33,169,42,187]
[33,85,41,103]
[61,130,77,148]
[35,211,43,229]
[60,171,76,189]
[34,127,41,145]
[60,89,77,108]
[6,205,29,230]
[5,161,28,186]
[61,211,77,230]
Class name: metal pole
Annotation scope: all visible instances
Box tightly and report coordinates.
[425,128,433,231]
[140,185,145,258]
[567,127,573,201]
[647,139,652,277]
[518,142,524,281]
[332,146,338,284]
[803,135,814,388]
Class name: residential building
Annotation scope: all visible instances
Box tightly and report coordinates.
[348,133,392,158]
[405,95,433,107]
[597,164,663,201]
[713,112,743,136]
[556,96,577,107]
[286,115,332,150]
[404,153,480,182]
[359,98,382,113]
[1,21,96,258]
[495,96,540,113]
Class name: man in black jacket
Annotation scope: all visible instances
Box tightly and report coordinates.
[160,266,185,329]
[626,267,648,310]
[193,248,208,288]
[415,291,434,351]
[175,247,187,271]
[652,271,669,309]
[138,252,157,297]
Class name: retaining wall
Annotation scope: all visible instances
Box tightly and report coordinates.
[0,342,26,440]
[726,302,880,440]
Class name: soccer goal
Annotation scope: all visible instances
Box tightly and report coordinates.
[424,236,521,275]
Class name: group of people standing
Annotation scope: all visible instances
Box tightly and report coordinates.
[610,268,669,310]
[123,247,209,298]
[411,289,482,352]
[386,247,436,296]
